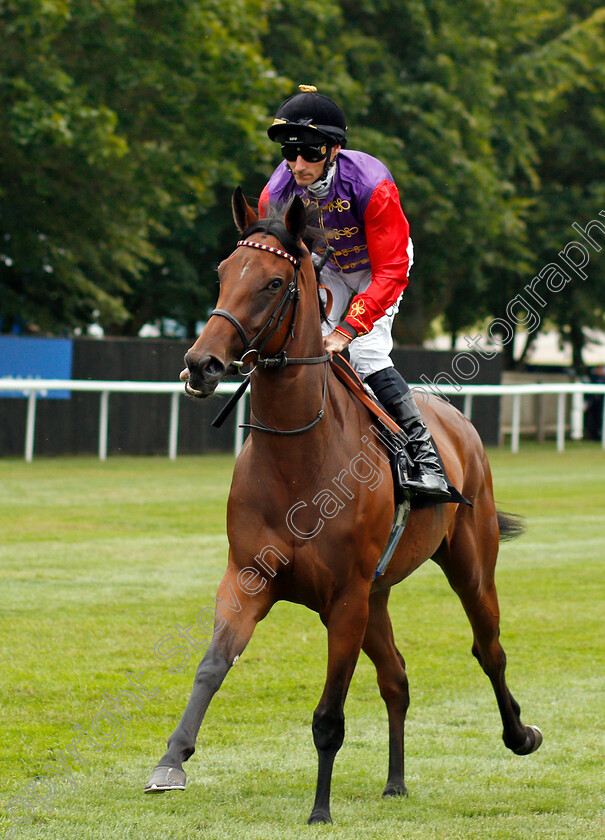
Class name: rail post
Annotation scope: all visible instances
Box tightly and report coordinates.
[556,392,566,452]
[511,393,521,453]
[168,392,180,460]
[98,391,110,461]
[25,391,37,462]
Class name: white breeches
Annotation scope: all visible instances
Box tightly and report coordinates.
[319,266,403,380]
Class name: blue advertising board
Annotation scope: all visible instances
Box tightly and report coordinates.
[0,337,73,398]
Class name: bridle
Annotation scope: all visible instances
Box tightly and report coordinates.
[210,240,299,371]
[207,238,330,436]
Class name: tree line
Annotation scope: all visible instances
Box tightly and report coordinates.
[1,0,604,369]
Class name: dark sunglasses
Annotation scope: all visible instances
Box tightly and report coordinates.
[280,142,328,163]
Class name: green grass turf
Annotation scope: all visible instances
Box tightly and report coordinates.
[0,443,603,839]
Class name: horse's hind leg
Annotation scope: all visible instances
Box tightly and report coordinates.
[435,512,542,756]
[145,564,274,792]
[362,588,409,797]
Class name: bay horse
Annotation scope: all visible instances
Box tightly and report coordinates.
[145,189,542,824]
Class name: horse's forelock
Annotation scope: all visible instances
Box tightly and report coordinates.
[242,201,324,259]
[242,217,304,262]
[240,202,329,324]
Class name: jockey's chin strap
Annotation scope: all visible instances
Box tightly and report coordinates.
[209,239,329,374]
[209,238,330,434]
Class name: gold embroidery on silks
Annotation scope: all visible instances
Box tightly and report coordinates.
[301,197,361,271]
[316,205,344,271]
[350,300,367,318]
[333,245,365,256]
[301,195,351,213]
[340,258,370,270]
[323,198,351,213]
[332,226,359,240]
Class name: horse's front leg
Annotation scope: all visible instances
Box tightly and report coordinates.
[308,580,371,824]
[145,563,274,792]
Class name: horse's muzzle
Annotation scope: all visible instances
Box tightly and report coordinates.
[182,353,226,398]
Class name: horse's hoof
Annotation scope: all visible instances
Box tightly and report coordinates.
[144,765,187,793]
[307,808,332,824]
[527,725,543,753]
[382,783,408,797]
[512,725,543,756]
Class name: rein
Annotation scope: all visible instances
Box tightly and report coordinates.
[240,360,329,436]
[209,237,330,436]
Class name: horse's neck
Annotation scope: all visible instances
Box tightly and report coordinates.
[251,364,324,424]
[248,286,332,464]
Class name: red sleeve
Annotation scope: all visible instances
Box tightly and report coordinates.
[258,185,270,218]
[343,179,411,336]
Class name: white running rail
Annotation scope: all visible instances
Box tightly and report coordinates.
[1,379,604,461]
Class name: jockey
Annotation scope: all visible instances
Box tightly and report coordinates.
[260,84,449,500]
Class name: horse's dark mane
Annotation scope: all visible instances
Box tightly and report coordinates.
[243,201,329,322]
[242,200,324,259]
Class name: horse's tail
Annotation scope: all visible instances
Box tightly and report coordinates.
[497,510,526,542]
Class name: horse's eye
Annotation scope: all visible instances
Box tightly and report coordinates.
[267,278,283,291]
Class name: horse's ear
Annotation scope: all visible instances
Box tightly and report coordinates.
[232,186,258,233]
[284,195,307,242]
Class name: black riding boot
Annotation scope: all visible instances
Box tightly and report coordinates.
[366,367,450,500]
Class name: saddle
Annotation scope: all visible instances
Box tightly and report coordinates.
[330,353,471,509]
[330,353,474,579]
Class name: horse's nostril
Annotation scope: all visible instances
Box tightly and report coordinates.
[184,353,225,390]
[204,357,225,380]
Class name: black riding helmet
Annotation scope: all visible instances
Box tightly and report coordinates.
[268,84,348,148]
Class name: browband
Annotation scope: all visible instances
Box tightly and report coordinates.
[237,239,300,266]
